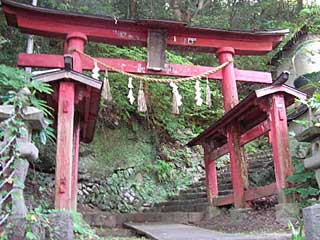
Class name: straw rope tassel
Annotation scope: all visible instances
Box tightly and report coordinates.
[170,82,182,114]
[102,70,112,102]
[138,80,147,112]
[206,78,212,108]
[91,60,100,79]
[127,77,135,105]
[195,79,203,106]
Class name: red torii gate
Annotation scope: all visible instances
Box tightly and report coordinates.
[2,0,290,210]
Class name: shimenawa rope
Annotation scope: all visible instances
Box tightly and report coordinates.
[72,49,232,83]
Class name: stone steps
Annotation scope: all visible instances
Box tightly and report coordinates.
[155,197,208,207]
[83,211,205,228]
[169,192,207,201]
[145,151,274,214]
[150,202,211,213]
[170,189,232,202]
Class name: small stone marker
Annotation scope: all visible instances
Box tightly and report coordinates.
[303,204,320,240]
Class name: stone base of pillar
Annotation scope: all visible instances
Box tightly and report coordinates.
[303,204,320,240]
[275,203,299,225]
[48,212,74,240]
[229,208,251,224]
[202,205,221,220]
[8,216,45,240]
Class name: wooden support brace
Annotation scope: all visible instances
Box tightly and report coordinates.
[269,94,292,203]
[71,115,80,210]
[203,143,219,203]
[218,47,249,209]
[227,124,249,208]
[55,82,75,210]
[212,183,277,207]
[211,119,271,160]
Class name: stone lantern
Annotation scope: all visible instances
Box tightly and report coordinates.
[0,91,47,217]
[296,125,320,188]
[296,122,320,240]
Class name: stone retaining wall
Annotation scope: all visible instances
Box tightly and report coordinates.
[28,149,275,213]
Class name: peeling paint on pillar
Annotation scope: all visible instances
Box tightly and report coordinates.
[203,142,219,204]
[217,47,249,208]
[55,32,87,210]
[269,94,292,203]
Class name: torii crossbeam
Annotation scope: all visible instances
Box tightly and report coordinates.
[2,0,290,211]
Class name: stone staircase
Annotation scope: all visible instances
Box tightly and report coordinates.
[146,170,233,213]
[146,150,274,213]
[82,150,275,231]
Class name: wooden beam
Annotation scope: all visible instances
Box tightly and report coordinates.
[244,183,277,201]
[18,53,272,84]
[211,183,277,207]
[211,144,229,160]
[239,119,270,145]
[2,0,287,55]
[207,119,271,160]
[10,14,275,54]
[212,194,234,207]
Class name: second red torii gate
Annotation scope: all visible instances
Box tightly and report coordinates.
[2,0,289,210]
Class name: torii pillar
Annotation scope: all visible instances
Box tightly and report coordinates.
[217,47,249,209]
[55,32,87,210]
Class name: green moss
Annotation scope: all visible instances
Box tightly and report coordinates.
[82,124,157,176]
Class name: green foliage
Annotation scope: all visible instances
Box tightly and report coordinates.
[300,7,320,33]
[288,221,304,240]
[0,65,53,237]
[88,124,157,175]
[70,211,100,240]
[285,158,320,208]
[154,160,174,183]
[0,64,54,143]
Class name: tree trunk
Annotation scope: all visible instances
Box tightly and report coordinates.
[129,0,138,19]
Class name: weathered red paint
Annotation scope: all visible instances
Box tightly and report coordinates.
[210,119,271,160]
[218,48,247,209]
[217,47,238,112]
[66,32,87,71]
[239,119,270,145]
[187,85,306,148]
[55,81,75,210]
[17,53,272,84]
[55,32,87,210]
[212,194,234,207]
[211,183,276,207]
[71,115,80,210]
[269,94,292,203]
[203,144,218,203]
[244,183,277,201]
[226,124,247,208]
[68,33,86,210]
[2,0,287,55]
[1,0,299,211]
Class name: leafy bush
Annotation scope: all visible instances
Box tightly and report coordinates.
[285,157,320,208]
